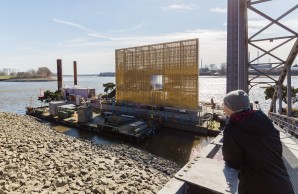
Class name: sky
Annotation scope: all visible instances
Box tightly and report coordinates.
[0,0,297,74]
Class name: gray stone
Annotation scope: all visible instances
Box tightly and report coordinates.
[115,180,126,184]
[0,112,180,194]
[43,181,51,188]
[3,183,10,191]
[56,186,67,193]
[98,165,107,171]
[70,183,79,190]
[37,144,44,148]
[0,189,6,194]
[66,172,76,178]
[19,154,24,160]
[0,180,6,186]
[86,176,92,182]
[5,151,13,156]
[55,179,67,187]
[17,173,27,180]
[120,173,127,179]
[80,169,89,175]
[76,180,84,187]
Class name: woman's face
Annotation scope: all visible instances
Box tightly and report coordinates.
[223,104,234,117]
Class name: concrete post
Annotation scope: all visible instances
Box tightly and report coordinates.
[57,59,63,90]
[73,61,77,86]
[287,65,292,117]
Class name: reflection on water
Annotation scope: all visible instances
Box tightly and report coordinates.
[46,122,117,145]
[64,127,116,145]
[52,125,71,133]
[136,128,211,166]
[47,122,210,166]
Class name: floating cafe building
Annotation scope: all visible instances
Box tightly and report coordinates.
[27,0,298,193]
[27,38,222,143]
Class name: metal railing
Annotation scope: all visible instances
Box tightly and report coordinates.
[269,112,298,137]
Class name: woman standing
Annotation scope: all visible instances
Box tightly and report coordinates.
[222,90,294,194]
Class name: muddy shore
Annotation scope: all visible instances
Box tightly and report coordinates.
[0,112,180,194]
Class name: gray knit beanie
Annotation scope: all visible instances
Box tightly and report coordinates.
[223,90,250,112]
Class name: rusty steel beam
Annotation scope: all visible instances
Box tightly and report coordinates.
[73,61,77,86]
[57,59,63,90]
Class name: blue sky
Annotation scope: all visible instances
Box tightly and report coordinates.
[0,0,297,74]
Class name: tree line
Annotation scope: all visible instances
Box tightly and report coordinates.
[0,67,52,79]
[200,63,227,75]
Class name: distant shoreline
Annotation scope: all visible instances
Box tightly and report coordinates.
[1,78,57,82]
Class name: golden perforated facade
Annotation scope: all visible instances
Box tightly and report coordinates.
[116,39,199,109]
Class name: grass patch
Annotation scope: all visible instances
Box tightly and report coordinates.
[0,75,11,79]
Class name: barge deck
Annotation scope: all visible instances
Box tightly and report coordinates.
[26,106,159,143]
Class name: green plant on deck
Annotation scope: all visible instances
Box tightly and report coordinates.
[264,85,298,104]
[38,90,63,103]
[103,82,116,94]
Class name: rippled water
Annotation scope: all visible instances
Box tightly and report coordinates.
[1,76,297,165]
[199,76,298,112]
[0,76,113,114]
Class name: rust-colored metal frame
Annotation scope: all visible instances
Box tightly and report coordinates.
[115,39,199,109]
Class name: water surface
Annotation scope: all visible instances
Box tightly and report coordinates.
[1,76,297,165]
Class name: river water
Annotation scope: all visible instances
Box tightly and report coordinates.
[0,76,297,165]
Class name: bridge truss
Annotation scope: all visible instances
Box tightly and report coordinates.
[227,0,298,114]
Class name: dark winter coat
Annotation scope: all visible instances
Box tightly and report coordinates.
[222,110,294,194]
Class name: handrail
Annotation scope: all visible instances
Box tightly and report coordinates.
[269,112,298,137]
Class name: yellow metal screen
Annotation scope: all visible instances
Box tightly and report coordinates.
[116,39,199,109]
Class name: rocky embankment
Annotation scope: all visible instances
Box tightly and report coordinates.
[0,112,180,194]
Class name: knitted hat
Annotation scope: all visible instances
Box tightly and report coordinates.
[223,90,250,112]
